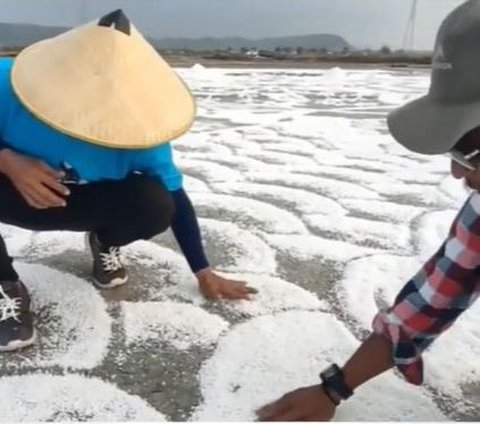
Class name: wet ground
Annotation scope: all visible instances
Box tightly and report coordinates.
[0,68,479,421]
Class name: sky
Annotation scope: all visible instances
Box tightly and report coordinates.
[0,0,466,50]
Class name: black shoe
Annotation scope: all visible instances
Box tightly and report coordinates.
[86,232,128,289]
[0,280,36,352]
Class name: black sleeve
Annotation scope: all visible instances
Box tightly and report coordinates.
[170,188,210,273]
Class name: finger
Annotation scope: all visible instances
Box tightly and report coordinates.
[38,184,67,207]
[28,182,66,207]
[222,286,251,300]
[229,279,249,286]
[257,400,290,421]
[232,284,258,299]
[269,409,304,422]
[38,161,65,180]
[24,188,50,209]
[23,191,47,209]
[304,414,325,422]
[233,281,258,295]
[42,175,70,196]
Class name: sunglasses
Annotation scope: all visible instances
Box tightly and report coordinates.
[448,148,480,172]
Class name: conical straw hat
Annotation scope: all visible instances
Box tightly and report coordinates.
[11,9,196,149]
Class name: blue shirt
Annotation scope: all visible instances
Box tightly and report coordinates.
[0,57,183,191]
[0,57,208,273]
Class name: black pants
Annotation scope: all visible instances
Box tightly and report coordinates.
[0,174,174,281]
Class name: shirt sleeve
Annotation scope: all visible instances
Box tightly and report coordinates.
[170,188,209,273]
[0,59,14,141]
[372,193,480,385]
[150,144,183,192]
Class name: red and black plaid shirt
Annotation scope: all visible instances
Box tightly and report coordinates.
[373,193,480,385]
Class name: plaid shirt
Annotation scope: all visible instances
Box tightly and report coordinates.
[372,192,480,385]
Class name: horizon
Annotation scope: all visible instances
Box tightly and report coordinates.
[0,21,435,52]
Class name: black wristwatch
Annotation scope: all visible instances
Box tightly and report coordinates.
[320,364,354,403]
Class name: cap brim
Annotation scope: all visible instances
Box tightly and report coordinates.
[388,95,480,155]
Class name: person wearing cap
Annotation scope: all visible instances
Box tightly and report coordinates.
[257,1,480,421]
[0,10,256,352]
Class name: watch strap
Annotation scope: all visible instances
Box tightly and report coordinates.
[320,384,340,406]
[320,364,354,401]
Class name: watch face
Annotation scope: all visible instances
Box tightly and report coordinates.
[322,364,340,379]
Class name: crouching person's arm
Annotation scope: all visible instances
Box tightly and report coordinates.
[169,188,257,300]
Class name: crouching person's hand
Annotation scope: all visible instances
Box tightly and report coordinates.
[195,267,258,300]
[0,148,69,209]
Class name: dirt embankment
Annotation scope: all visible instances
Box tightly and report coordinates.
[0,50,431,69]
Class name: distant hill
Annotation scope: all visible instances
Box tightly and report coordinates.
[0,22,69,48]
[0,22,349,52]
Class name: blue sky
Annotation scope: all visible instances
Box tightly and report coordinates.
[0,0,465,50]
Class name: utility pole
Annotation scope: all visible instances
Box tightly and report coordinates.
[403,0,418,51]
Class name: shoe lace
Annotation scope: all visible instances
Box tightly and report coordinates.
[0,285,21,323]
[99,247,123,273]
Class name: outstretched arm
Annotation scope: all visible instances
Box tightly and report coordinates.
[258,193,480,421]
[169,188,257,300]
[257,333,393,421]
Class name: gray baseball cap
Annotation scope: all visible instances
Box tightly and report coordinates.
[388,0,480,154]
